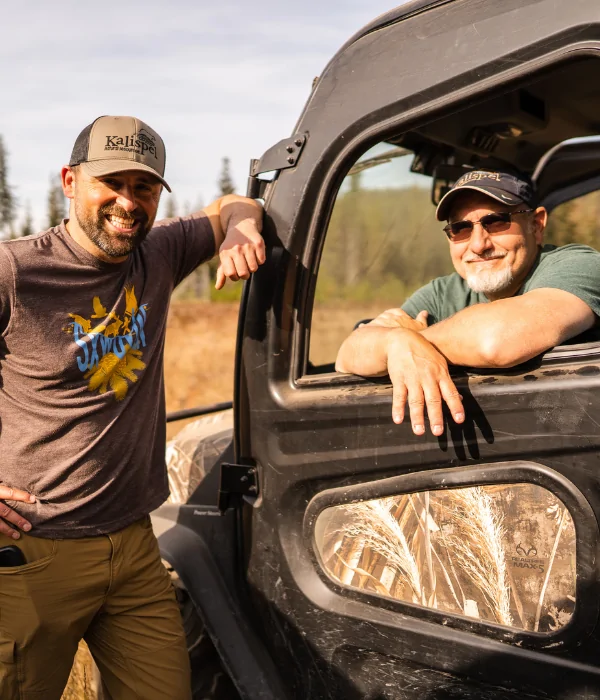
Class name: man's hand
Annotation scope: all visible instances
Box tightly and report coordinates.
[202,195,266,290]
[0,485,35,539]
[368,308,428,332]
[385,328,465,436]
[216,206,265,289]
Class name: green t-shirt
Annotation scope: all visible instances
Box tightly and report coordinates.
[401,244,600,325]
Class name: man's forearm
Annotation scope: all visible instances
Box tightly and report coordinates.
[201,195,265,290]
[421,302,524,367]
[200,197,225,250]
[201,195,262,251]
[336,326,396,375]
[422,289,594,368]
[334,303,521,376]
[337,289,595,375]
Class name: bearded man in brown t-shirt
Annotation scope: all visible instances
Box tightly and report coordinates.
[0,116,265,700]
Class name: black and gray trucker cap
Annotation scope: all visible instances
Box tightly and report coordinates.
[436,170,536,221]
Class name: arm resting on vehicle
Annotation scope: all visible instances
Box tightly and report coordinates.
[336,324,396,376]
[200,195,265,290]
[201,194,263,250]
[422,288,595,368]
[336,288,595,375]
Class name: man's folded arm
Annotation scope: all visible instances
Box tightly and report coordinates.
[422,287,595,368]
[336,287,596,375]
[336,324,396,376]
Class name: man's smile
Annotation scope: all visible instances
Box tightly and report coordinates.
[464,254,507,265]
[104,213,140,234]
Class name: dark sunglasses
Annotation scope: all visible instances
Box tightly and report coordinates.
[443,209,535,242]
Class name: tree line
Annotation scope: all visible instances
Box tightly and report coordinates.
[0,135,236,301]
[0,136,66,237]
[316,175,600,305]
[2,130,597,305]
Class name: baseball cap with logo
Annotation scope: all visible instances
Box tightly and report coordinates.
[436,169,536,221]
[69,115,171,192]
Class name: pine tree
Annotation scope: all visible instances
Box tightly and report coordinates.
[217,157,235,196]
[164,195,178,219]
[47,174,66,228]
[344,172,363,287]
[0,136,16,239]
[195,188,210,299]
[181,196,204,216]
[19,202,34,238]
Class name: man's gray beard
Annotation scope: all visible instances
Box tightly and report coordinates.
[74,200,152,258]
[465,264,514,295]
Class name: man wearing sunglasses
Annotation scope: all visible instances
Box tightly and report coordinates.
[336,169,600,437]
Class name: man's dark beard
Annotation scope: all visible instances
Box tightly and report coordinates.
[74,201,153,258]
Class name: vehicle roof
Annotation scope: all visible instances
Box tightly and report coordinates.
[334,0,452,56]
[291,0,600,181]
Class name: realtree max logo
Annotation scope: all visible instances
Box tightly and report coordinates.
[104,129,158,159]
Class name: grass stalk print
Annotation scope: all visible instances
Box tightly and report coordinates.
[321,484,575,632]
[441,487,512,626]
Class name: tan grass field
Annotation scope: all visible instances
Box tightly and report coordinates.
[63,298,383,698]
[164,301,240,440]
[61,642,99,700]
[163,299,384,438]
[164,299,383,409]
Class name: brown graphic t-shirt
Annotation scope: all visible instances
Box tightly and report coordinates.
[0,215,214,537]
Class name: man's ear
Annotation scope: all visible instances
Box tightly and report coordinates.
[61,166,76,200]
[533,206,548,245]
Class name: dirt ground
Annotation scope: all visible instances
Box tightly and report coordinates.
[61,642,99,700]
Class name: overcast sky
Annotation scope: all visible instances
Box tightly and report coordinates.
[1,0,408,231]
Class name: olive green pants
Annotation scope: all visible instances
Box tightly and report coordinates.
[0,517,191,700]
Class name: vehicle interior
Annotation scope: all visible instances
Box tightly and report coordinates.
[403,56,600,182]
[308,54,600,372]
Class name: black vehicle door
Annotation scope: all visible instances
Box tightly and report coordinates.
[235,2,600,698]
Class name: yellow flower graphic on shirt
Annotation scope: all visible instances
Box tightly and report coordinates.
[64,286,149,401]
[84,346,146,401]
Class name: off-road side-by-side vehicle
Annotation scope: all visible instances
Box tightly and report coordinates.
[153,1,600,698]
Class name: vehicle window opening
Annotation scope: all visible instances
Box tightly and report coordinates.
[306,56,600,373]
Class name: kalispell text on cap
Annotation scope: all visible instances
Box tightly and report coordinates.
[69,115,171,192]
